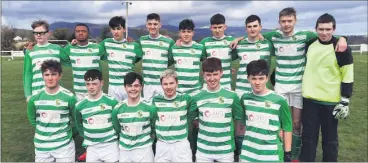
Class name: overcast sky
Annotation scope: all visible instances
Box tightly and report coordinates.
[2,1,367,35]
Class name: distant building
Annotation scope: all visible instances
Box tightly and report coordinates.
[13,36,22,41]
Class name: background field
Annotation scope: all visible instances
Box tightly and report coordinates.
[1,54,367,162]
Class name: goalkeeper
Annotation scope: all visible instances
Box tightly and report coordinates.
[300,13,353,162]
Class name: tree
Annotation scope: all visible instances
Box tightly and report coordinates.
[1,25,16,51]
[100,26,111,40]
[52,28,69,40]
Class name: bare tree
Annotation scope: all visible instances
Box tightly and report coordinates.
[1,25,16,51]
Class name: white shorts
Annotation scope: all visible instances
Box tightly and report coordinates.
[108,85,127,101]
[75,92,88,102]
[196,150,234,162]
[143,85,163,101]
[35,140,75,162]
[86,141,119,162]
[280,92,303,109]
[119,146,154,162]
[155,140,192,162]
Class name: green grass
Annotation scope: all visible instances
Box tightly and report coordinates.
[1,54,367,162]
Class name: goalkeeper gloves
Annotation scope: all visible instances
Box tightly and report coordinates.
[332,97,349,119]
[284,151,292,162]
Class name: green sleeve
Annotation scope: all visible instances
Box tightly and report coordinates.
[74,105,84,137]
[98,44,106,61]
[200,46,207,61]
[232,94,245,121]
[99,40,108,61]
[279,99,292,132]
[199,38,206,46]
[27,96,36,127]
[111,107,121,135]
[23,51,33,98]
[60,45,71,66]
[69,96,79,137]
[306,31,318,42]
[134,42,143,63]
[262,30,278,41]
[168,47,175,66]
[150,105,157,131]
[187,95,198,122]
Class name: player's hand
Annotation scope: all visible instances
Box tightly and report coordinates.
[127,37,135,43]
[26,96,31,102]
[284,151,292,162]
[231,68,237,75]
[175,39,182,46]
[279,130,284,140]
[332,97,349,119]
[71,39,78,45]
[335,37,347,52]
[229,38,241,49]
[259,33,265,41]
[26,41,36,50]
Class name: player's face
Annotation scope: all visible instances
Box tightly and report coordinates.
[161,76,178,98]
[42,69,62,89]
[316,22,335,42]
[75,26,89,42]
[33,26,50,44]
[179,29,194,44]
[85,79,103,97]
[279,15,296,35]
[210,24,227,38]
[125,79,142,100]
[110,25,126,41]
[248,74,269,94]
[204,70,223,91]
[146,19,161,36]
[246,20,262,38]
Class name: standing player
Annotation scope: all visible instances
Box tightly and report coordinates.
[188,58,244,162]
[169,19,206,94]
[62,23,105,101]
[152,69,193,162]
[74,69,119,162]
[139,13,176,100]
[23,20,64,102]
[239,59,292,162]
[112,72,156,162]
[300,13,353,162]
[100,16,143,101]
[230,7,347,161]
[27,60,77,162]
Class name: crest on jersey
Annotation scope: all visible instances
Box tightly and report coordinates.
[219,96,224,104]
[191,49,195,54]
[265,100,272,108]
[55,99,61,106]
[279,47,284,52]
[100,104,105,110]
[122,44,127,48]
[223,40,228,45]
[88,48,92,52]
[173,101,179,108]
[137,110,143,117]
[256,43,261,49]
[292,36,297,41]
[159,41,163,46]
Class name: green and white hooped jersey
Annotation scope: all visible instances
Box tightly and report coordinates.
[64,43,104,93]
[169,41,206,94]
[139,35,175,86]
[200,36,237,89]
[235,38,273,93]
[152,93,192,143]
[239,91,292,162]
[100,38,143,86]
[75,94,119,146]
[112,100,156,150]
[27,87,77,152]
[264,30,317,94]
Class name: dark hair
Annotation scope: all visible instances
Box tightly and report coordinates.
[84,69,102,81]
[124,72,143,87]
[179,19,195,31]
[202,57,222,72]
[315,13,336,29]
[210,13,225,25]
[246,59,269,77]
[246,15,261,26]
[147,13,160,22]
[31,20,49,31]
[41,60,62,74]
[109,16,126,28]
[279,7,296,19]
[75,23,90,33]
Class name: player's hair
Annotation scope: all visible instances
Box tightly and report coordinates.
[179,19,195,31]
[246,59,269,77]
[279,7,297,19]
[160,69,178,83]
[210,13,226,25]
[315,13,336,30]
[109,16,126,28]
[202,57,222,72]
[84,69,103,81]
[75,23,90,33]
[246,15,262,26]
[124,72,143,87]
[147,13,160,22]
[31,20,49,31]
[41,60,62,74]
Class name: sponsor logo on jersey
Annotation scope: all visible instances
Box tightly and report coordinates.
[109,51,115,57]
[204,109,225,118]
[124,125,130,132]
[177,59,183,64]
[41,112,47,118]
[88,117,94,124]
[76,58,81,64]
[160,113,179,122]
[87,116,108,124]
[36,61,42,67]
[242,54,248,60]
[211,50,217,56]
[278,47,284,52]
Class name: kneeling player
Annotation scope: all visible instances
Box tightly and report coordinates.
[152,69,193,162]
[112,72,156,162]
[27,60,77,162]
[74,69,119,162]
[239,59,292,162]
